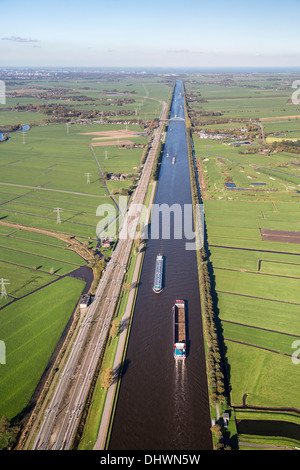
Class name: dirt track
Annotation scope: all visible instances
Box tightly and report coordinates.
[79,129,143,139]
[90,139,135,147]
[259,115,300,121]
[261,229,300,244]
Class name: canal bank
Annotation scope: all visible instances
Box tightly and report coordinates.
[108,81,213,450]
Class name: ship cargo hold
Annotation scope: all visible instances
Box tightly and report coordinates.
[173,300,186,359]
[153,255,163,294]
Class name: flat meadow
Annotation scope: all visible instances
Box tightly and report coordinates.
[0,276,85,420]
[0,73,171,422]
[186,73,300,443]
[202,197,300,409]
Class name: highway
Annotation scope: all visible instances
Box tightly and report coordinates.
[31,98,169,450]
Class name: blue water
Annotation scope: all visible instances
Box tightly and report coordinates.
[109,80,213,451]
[0,124,30,143]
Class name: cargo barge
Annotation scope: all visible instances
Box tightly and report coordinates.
[153,255,163,294]
[173,300,186,359]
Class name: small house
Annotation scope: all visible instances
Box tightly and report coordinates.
[80,294,91,309]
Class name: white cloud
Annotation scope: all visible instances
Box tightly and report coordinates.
[2,36,38,43]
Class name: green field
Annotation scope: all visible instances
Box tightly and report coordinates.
[0,276,85,420]
[0,74,171,427]
[0,122,151,239]
[186,73,300,446]
[203,198,300,412]
[2,76,171,126]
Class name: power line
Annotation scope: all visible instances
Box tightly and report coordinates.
[53,207,63,224]
[85,173,92,184]
[0,278,10,299]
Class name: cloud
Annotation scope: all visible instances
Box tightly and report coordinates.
[2,36,38,43]
[167,49,190,54]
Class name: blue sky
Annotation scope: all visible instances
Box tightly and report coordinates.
[1,0,300,67]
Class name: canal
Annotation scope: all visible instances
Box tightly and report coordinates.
[108,80,213,450]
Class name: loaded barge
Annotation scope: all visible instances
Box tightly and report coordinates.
[173,300,186,359]
[153,255,163,294]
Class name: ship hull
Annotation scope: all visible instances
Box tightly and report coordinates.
[153,255,163,294]
[173,300,186,359]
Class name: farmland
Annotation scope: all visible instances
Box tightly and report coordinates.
[0,70,172,433]
[185,72,300,448]
[0,276,85,420]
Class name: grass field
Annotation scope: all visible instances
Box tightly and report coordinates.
[2,76,171,126]
[203,198,300,408]
[193,137,300,198]
[200,174,300,433]
[0,228,86,309]
[0,74,170,427]
[186,73,300,446]
[0,122,150,240]
[0,276,85,420]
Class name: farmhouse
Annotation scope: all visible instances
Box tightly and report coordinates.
[107,173,129,181]
[102,239,113,248]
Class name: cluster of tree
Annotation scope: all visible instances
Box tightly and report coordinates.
[0,123,23,133]
[187,111,225,127]
[291,157,300,165]
[269,139,300,155]
[151,123,167,182]
[186,130,199,208]
[192,118,249,129]
[102,89,137,95]
[198,247,226,405]
[88,254,107,294]
[188,108,223,118]
[151,140,163,181]
[238,146,261,155]
[0,416,20,450]
[185,91,208,104]
[102,98,136,107]
[210,423,232,450]
[11,91,95,102]
[13,103,136,120]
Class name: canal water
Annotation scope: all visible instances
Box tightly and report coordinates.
[109,81,213,450]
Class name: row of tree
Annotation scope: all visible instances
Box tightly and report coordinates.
[198,248,226,404]
[183,83,229,449]
[269,139,300,155]
[13,103,136,119]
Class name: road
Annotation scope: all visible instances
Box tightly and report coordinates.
[30,98,169,450]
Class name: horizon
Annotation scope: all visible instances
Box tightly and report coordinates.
[2,65,300,72]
